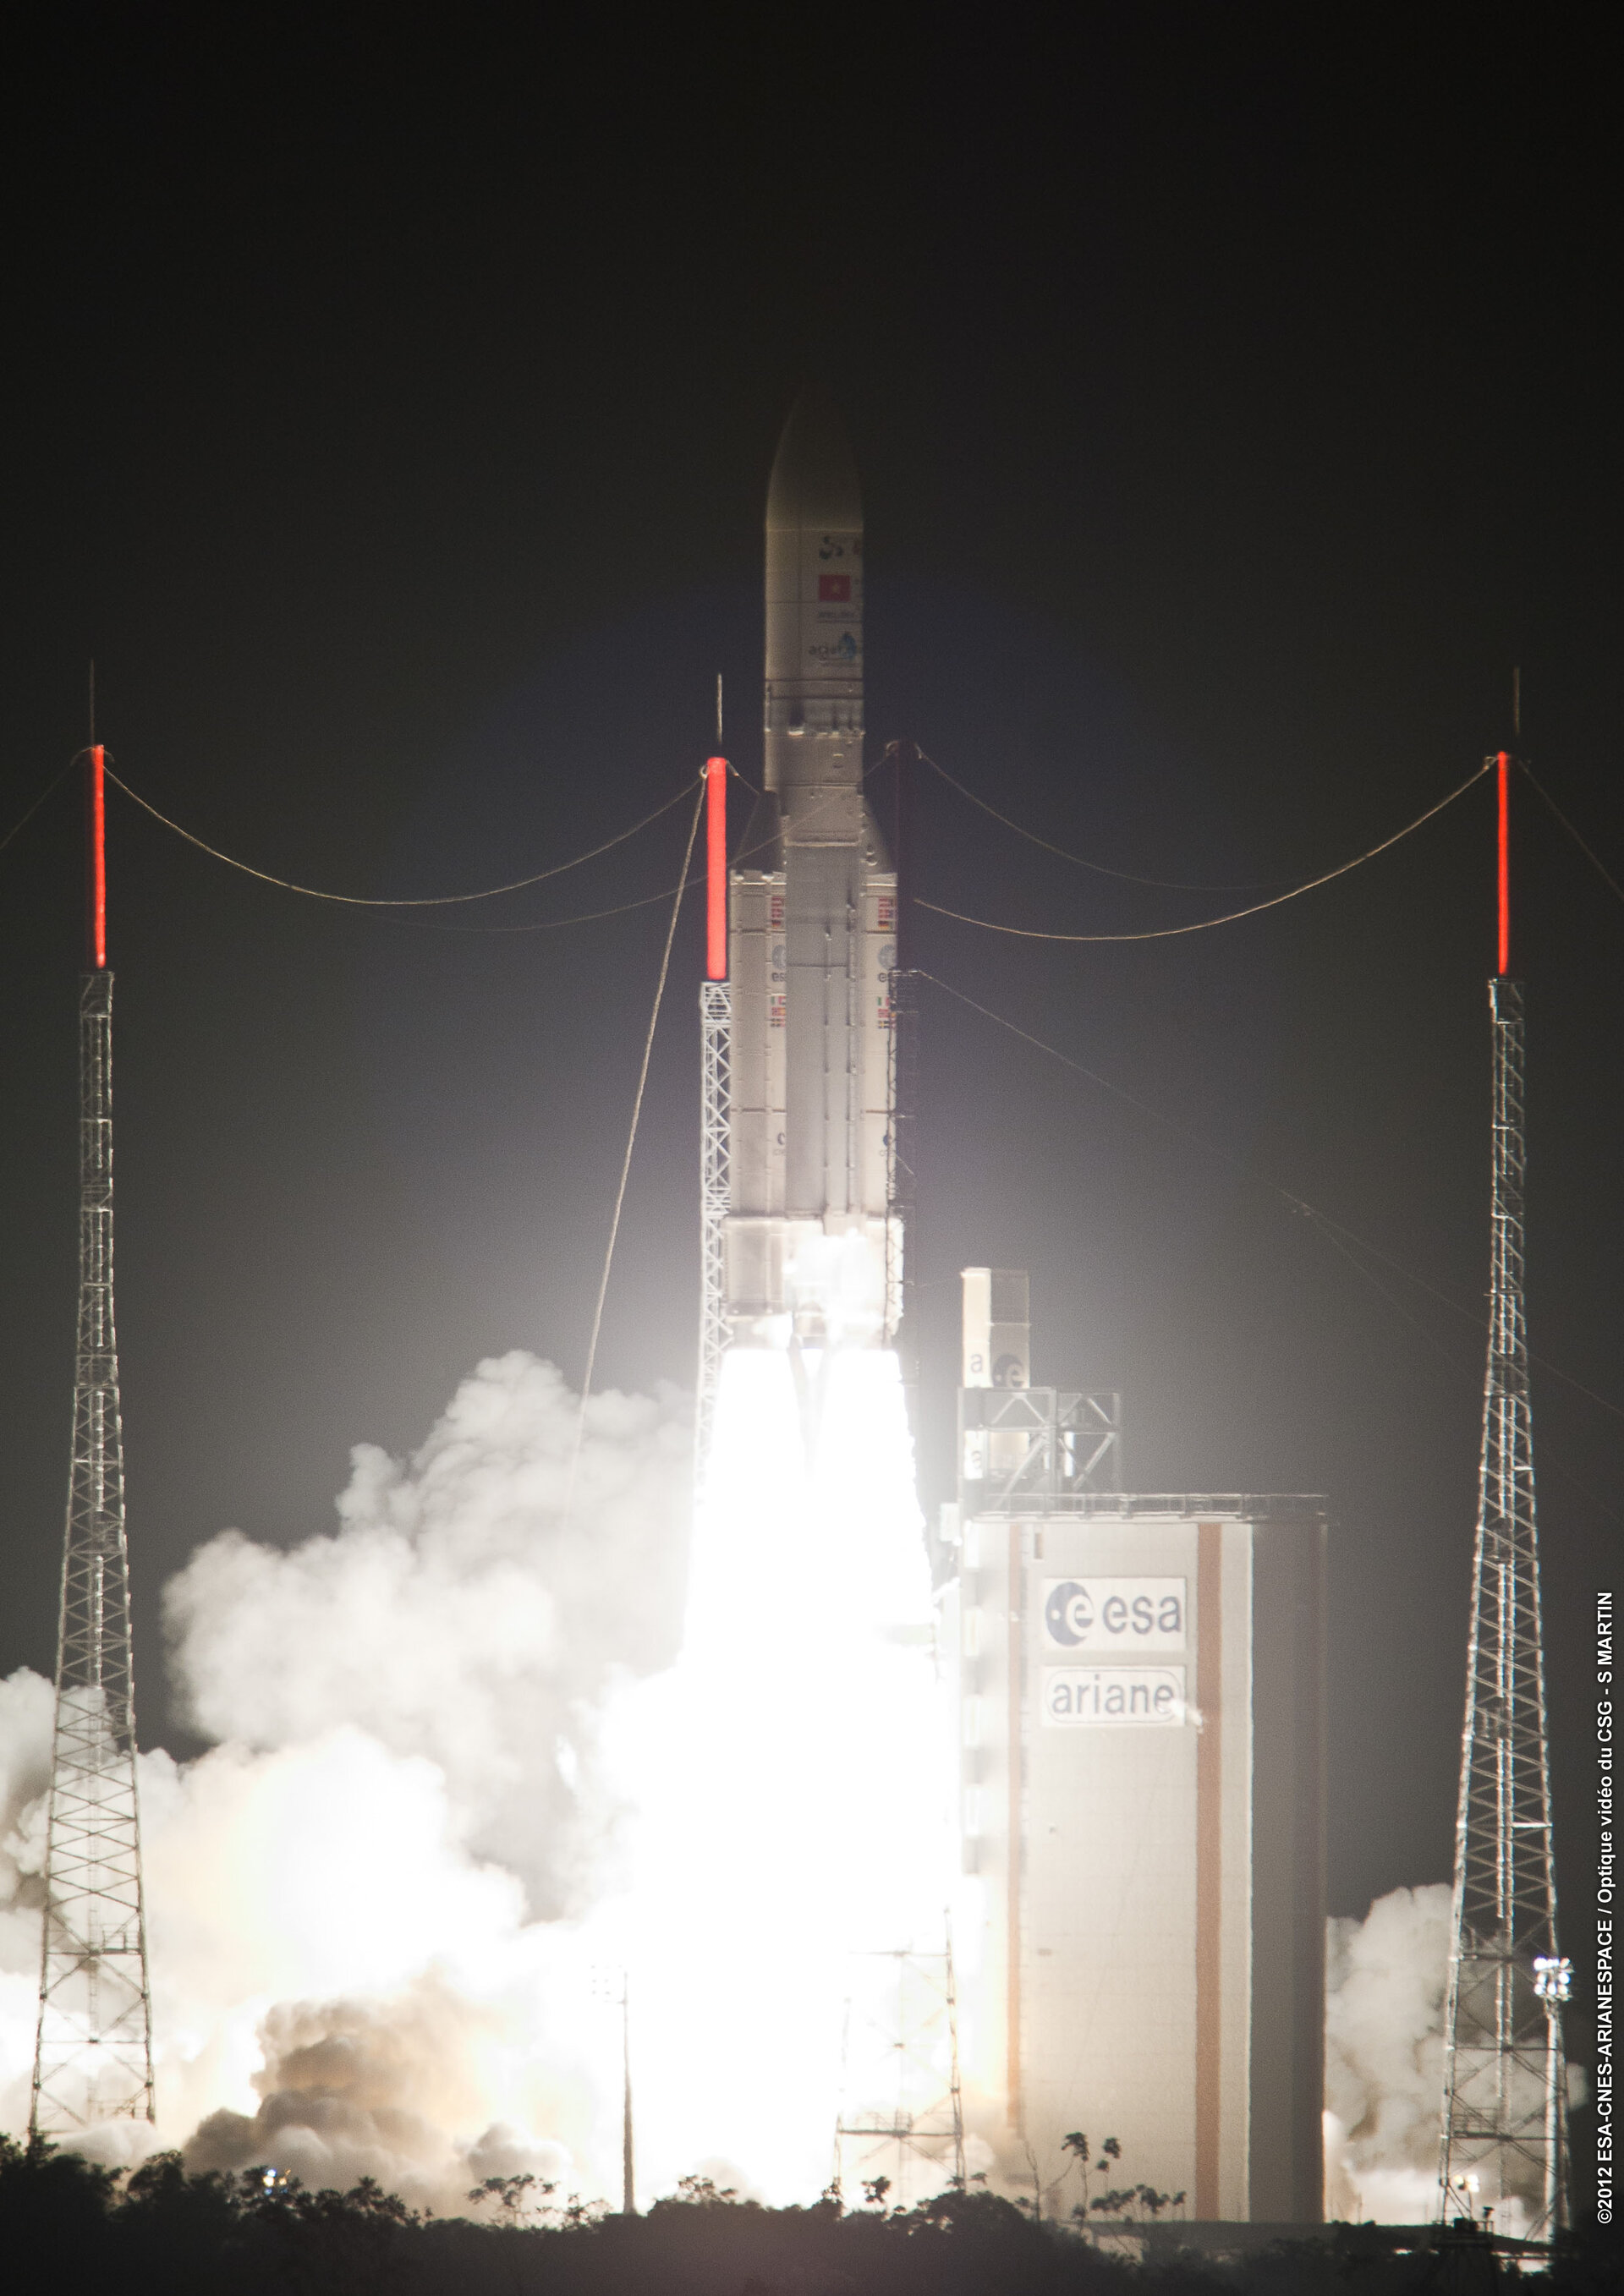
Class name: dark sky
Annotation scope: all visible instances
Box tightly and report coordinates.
[1,10,1616,1957]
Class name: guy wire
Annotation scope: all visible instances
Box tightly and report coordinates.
[562,776,707,1521]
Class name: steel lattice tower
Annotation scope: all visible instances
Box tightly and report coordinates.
[696,975,732,1475]
[1437,753,1567,2236]
[694,755,732,1487]
[31,744,156,2139]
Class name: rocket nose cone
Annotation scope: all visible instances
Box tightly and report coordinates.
[766,387,862,530]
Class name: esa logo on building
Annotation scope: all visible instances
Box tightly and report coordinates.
[1041,1578,1186,1652]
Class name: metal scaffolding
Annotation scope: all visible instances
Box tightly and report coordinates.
[695,978,732,1482]
[835,1933,966,2206]
[32,967,156,2136]
[1437,974,1567,2236]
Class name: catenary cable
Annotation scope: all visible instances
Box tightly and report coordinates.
[915,758,1492,941]
[401,764,896,932]
[99,759,867,936]
[104,763,701,906]
[563,778,707,1520]
[916,967,1624,1425]
[918,747,1296,891]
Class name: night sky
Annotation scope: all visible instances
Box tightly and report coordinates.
[1,12,1616,1972]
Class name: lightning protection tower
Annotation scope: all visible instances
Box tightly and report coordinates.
[1437,750,1567,2237]
[696,753,731,1488]
[31,742,156,2138]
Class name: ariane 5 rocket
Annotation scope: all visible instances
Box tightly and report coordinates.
[724,392,900,1353]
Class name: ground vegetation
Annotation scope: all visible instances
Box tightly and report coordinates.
[0,2135,1613,2294]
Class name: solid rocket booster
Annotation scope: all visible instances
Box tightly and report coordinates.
[725,392,899,1349]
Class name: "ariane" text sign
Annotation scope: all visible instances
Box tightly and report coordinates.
[1040,1666,1187,1727]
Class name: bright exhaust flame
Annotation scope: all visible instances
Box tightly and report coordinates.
[0,1345,954,2209]
[604,1343,956,2204]
[0,1349,1471,2219]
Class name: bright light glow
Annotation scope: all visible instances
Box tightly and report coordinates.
[0,1344,953,2208]
[601,1342,955,2203]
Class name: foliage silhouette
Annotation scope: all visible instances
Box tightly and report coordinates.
[0,2132,1610,2294]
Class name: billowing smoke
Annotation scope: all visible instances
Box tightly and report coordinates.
[0,1669,55,2115]
[164,1352,691,1917]
[0,1353,1487,2220]
[0,1351,692,2205]
[1324,1882,1452,2222]
[185,1978,568,2206]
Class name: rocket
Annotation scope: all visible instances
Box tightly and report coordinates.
[723,392,900,1354]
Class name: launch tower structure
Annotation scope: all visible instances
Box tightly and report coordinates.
[1437,753,1568,2237]
[31,744,156,2139]
[696,754,732,1483]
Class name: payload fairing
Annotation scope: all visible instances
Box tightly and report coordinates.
[724,392,900,1352]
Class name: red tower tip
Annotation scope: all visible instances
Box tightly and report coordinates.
[1496,751,1510,978]
[90,744,107,969]
[705,757,727,981]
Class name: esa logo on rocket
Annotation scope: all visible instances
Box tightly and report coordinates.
[1042,1578,1186,1652]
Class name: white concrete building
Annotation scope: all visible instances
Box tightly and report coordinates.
[946,1273,1325,2225]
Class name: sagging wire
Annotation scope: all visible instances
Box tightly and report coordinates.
[420,765,898,933]
[919,748,1297,890]
[96,754,879,937]
[103,764,702,906]
[915,758,1492,941]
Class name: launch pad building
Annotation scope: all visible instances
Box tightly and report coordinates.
[946,1273,1326,2222]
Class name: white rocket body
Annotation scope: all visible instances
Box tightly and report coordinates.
[725,394,899,1350]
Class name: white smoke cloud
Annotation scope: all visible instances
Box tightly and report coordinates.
[0,1668,55,2134]
[0,1351,1489,2222]
[0,1352,692,2206]
[164,1352,690,1917]
[1324,1882,1452,2222]
[184,1975,572,2207]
